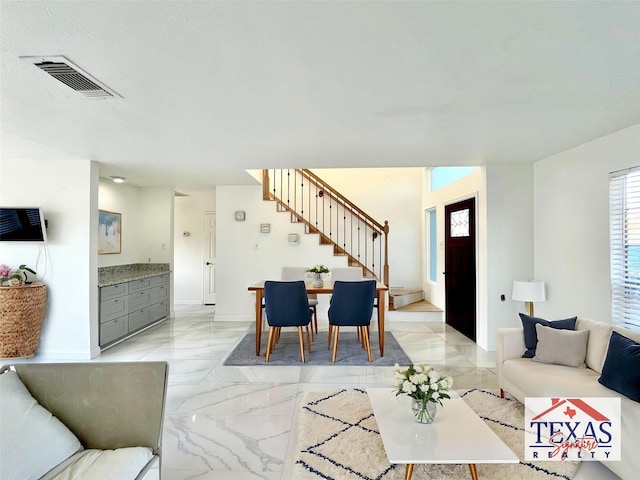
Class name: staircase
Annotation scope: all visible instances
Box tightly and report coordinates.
[261,169,389,285]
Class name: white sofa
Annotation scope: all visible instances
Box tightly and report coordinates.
[0,362,168,480]
[497,317,640,480]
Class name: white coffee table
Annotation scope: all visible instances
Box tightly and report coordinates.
[367,388,518,480]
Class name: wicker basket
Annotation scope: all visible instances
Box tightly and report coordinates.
[0,283,47,358]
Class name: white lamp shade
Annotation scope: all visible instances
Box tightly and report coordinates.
[512,281,546,302]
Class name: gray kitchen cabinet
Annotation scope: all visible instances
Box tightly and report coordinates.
[99,273,170,348]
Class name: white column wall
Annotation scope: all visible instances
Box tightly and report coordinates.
[534,124,640,322]
[0,158,99,359]
[484,163,534,349]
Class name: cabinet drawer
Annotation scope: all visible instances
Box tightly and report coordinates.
[128,290,152,310]
[150,274,169,286]
[128,278,152,293]
[150,284,169,302]
[150,301,169,322]
[100,283,128,301]
[100,297,129,324]
[100,316,128,345]
[129,307,152,332]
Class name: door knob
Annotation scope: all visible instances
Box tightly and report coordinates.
[206,262,213,265]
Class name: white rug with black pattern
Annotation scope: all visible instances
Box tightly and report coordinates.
[294,388,580,480]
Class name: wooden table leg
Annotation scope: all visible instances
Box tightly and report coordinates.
[468,464,478,480]
[404,464,414,480]
[377,290,386,356]
[255,291,263,356]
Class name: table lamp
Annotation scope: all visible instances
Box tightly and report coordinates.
[512,280,546,316]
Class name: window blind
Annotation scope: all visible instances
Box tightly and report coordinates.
[610,166,640,330]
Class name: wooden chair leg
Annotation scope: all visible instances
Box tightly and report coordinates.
[363,326,372,362]
[297,326,306,363]
[328,324,333,349]
[332,326,340,363]
[265,327,276,362]
[306,325,312,353]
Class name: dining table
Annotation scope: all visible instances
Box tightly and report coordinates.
[247,280,389,357]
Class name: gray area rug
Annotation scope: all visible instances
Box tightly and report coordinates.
[223,331,411,366]
[294,389,580,480]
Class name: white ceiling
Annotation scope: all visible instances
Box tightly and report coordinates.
[1,1,639,193]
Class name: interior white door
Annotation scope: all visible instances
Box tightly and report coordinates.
[203,212,216,305]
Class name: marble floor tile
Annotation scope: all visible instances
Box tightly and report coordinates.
[74,304,616,479]
[162,413,291,473]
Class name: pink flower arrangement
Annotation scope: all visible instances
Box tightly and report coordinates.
[0,264,36,286]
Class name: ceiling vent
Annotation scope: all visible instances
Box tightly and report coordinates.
[21,55,122,99]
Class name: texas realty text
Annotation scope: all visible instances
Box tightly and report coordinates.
[525,397,620,462]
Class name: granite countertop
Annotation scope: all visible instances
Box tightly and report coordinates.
[98,263,171,287]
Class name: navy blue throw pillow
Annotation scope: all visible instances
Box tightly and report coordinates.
[520,313,577,358]
[598,331,640,402]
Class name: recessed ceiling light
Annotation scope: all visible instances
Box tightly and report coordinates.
[110,176,125,183]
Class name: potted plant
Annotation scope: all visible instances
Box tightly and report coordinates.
[0,264,36,286]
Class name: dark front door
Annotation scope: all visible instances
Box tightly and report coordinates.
[444,198,476,341]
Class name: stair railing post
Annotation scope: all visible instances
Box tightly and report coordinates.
[262,170,270,200]
[383,220,389,286]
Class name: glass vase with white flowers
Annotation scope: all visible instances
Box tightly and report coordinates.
[393,363,453,423]
[307,265,330,287]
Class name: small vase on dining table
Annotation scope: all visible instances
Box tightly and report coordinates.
[411,398,437,424]
[312,272,324,287]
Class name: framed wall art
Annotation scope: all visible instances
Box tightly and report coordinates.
[98,210,122,254]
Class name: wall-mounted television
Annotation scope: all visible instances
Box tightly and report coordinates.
[0,207,47,242]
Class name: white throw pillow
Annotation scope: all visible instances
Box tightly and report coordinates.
[0,370,82,480]
[533,323,589,368]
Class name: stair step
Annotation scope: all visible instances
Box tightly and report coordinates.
[389,289,424,310]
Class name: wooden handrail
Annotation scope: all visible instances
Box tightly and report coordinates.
[262,168,390,286]
[298,169,387,232]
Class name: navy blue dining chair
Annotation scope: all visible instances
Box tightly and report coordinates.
[281,267,319,338]
[264,280,313,363]
[327,280,377,363]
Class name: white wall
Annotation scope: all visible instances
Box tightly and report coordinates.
[174,192,216,303]
[215,169,423,321]
[534,124,640,322]
[484,163,535,348]
[313,168,424,289]
[138,188,175,264]
[98,182,174,265]
[215,185,356,321]
[422,164,534,350]
[422,167,484,309]
[0,158,100,359]
[98,182,141,266]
